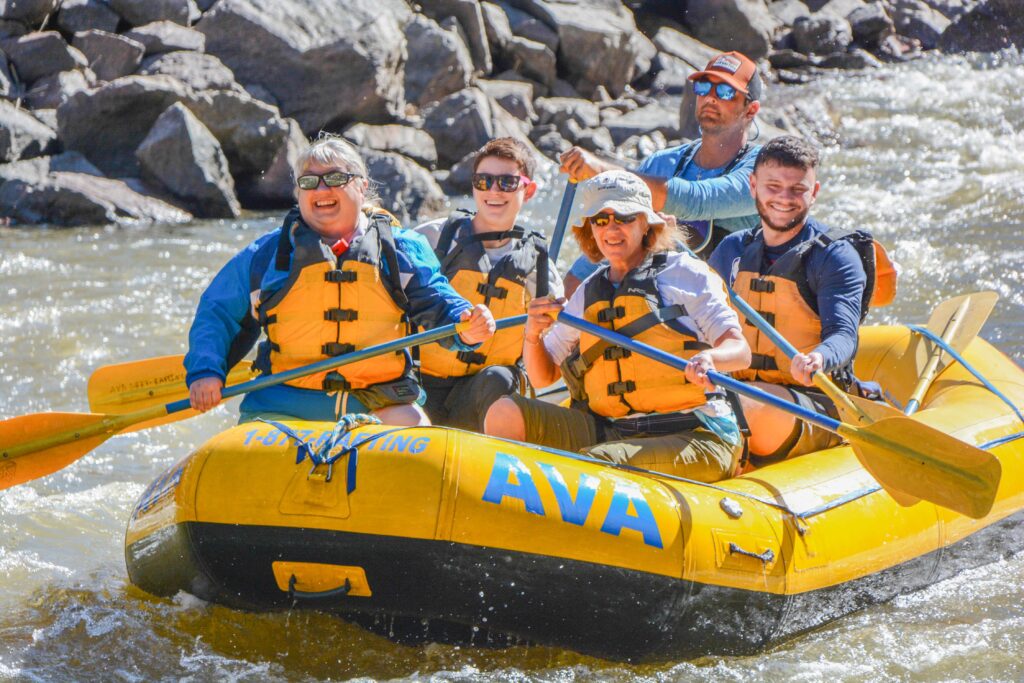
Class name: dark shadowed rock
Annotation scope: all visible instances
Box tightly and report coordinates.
[684,0,781,59]
[57,0,121,33]
[528,124,568,160]
[422,88,498,167]
[0,100,57,162]
[236,116,306,208]
[0,0,59,26]
[505,3,559,52]
[57,74,192,175]
[769,0,812,24]
[108,0,201,26]
[923,0,971,20]
[477,79,537,123]
[481,1,515,55]
[365,150,446,225]
[507,0,656,97]
[140,51,238,91]
[818,0,869,18]
[419,0,492,75]
[183,88,289,177]
[890,0,950,49]
[849,3,895,46]
[25,69,91,109]
[769,48,821,68]
[650,52,696,95]
[404,14,473,108]
[534,96,601,130]
[940,0,1023,52]
[504,35,556,87]
[0,172,192,226]
[197,0,411,133]
[0,51,16,99]
[560,117,615,153]
[343,123,438,169]
[818,47,883,68]
[73,30,145,82]
[603,102,680,146]
[0,31,89,84]
[793,14,853,54]
[125,20,207,54]
[652,26,719,70]
[136,101,240,217]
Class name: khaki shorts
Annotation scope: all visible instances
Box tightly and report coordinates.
[507,394,740,483]
[752,386,843,464]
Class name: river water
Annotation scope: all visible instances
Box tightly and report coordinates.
[2,52,1023,681]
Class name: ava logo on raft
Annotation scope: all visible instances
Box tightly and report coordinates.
[481,452,664,549]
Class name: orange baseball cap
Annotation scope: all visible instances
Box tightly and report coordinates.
[687,51,763,100]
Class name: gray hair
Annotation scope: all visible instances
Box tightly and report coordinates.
[292,132,380,207]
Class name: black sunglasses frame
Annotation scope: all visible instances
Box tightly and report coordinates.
[692,79,740,101]
[589,212,642,227]
[471,173,528,193]
[296,171,361,190]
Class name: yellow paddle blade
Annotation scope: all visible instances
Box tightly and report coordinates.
[840,416,1001,519]
[88,355,255,432]
[926,291,998,353]
[0,412,115,490]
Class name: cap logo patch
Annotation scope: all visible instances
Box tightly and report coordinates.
[711,55,742,73]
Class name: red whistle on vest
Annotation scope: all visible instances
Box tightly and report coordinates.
[330,238,350,256]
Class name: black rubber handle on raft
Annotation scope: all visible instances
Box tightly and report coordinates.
[729,542,775,565]
[288,575,352,601]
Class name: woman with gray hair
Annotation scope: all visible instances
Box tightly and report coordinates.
[485,170,751,482]
[184,133,495,425]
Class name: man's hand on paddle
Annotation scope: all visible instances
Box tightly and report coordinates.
[791,351,825,386]
[458,304,496,345]
[559,147,619,182]
[525,296,565,343]
[190,376,224,412]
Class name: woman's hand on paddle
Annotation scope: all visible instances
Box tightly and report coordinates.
[458,304,496,345]
[559,147,617,182]
[685,351,717,391]
[525,296,565,344]
[791,351,824,386]
[189,377,224,412]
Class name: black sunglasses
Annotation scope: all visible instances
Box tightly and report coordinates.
[590,212,641,227]
[471,173,530,193]
[296,171,361,190]
[692,79,739,101]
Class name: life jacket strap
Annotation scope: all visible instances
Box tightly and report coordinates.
[476,282,509,300]
[749,354,778,371]
[749,278,775,293]
[324,308,359,322]
[745,311,775,326]
[608,380,637,396]
[456,350,487,365]
[325,269,357,283]
[322,342,356,356]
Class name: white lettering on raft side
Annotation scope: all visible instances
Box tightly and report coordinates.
[481,451,664,549]
[241,428,430,455]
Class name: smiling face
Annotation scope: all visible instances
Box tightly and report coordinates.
[471,155,535,233]
[750,161,820,241]
[590,210,648,278]
[296,159,367,241]
[695,75,759,135]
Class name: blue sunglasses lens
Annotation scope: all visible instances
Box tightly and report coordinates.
[693,79,738,101]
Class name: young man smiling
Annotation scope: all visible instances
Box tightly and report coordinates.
[413,137,564,430]
[559,51,764,295]
[708,136,868,463]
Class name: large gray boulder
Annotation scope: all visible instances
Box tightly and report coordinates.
[25,69,92,109]
[0,150,102,186]
[505,0,656,97]
[477,78,537,123]
[0,31,89,84]
[603,102,681,146]
[940,0,1022,52]
[505,2,559,52]
[236,116,305,207]
[422,87,533,167]
[403,15,473,108]
[684,0,782,60]
[107,0,201,26]
[136,102,240,217]
[848,3,895,46]
[183,88,290,178]
[57,74,193,176]
[0,100,57,162]
[769,0,812,24]
[343,123,438,169]
[890,0,951,49]
[504,35,556,88]
[139,51,239,91]
[793,14,854,54]
[534,96,601,130]
[124,20,207,55]
[0,172,192,226]
[56,0,121,34]
[418,0,492,75]
[73,30,146,83]
[652,26,719,70]
[0,0,59,26]
[365,150,446,226]
[197,0,412,133]
[481,1,515,55]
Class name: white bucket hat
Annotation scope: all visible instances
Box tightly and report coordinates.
[572,170,666,231]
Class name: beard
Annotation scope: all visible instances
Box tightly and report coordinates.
[755,196,809,234]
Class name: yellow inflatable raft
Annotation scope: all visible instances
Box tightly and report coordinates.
[125,326,1024,661]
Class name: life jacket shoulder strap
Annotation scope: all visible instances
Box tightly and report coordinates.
[366,211,410,309]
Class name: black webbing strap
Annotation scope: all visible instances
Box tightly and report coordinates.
[576,304,687,372]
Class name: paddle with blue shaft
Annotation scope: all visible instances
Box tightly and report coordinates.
[0,314,528,491]
[557,312,1001,519]
[547,177,577,262]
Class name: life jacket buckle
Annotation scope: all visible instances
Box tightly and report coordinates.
[750,278,775,293]
[322,372,352,392]
[603,346,631,361]
[322,342,356,356]
[476,282,508,300]
[456,350,487,365]
[324,308,358,322]
[607,380,636,396]
[597,306,626,323]
[325,270,357,283]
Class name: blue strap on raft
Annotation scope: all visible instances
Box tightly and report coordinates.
[906,324,1024,423]
[260,414,408,493]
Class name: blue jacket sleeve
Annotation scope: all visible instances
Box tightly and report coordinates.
[393,229,476,351]
[184,231,278,387]
[807,240,867,370]
[660,149,758,221]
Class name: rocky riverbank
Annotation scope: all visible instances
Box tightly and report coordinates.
[0,0,1018,227]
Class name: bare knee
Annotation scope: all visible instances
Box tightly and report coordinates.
[484,397,525,441]
[373,403,430,427]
